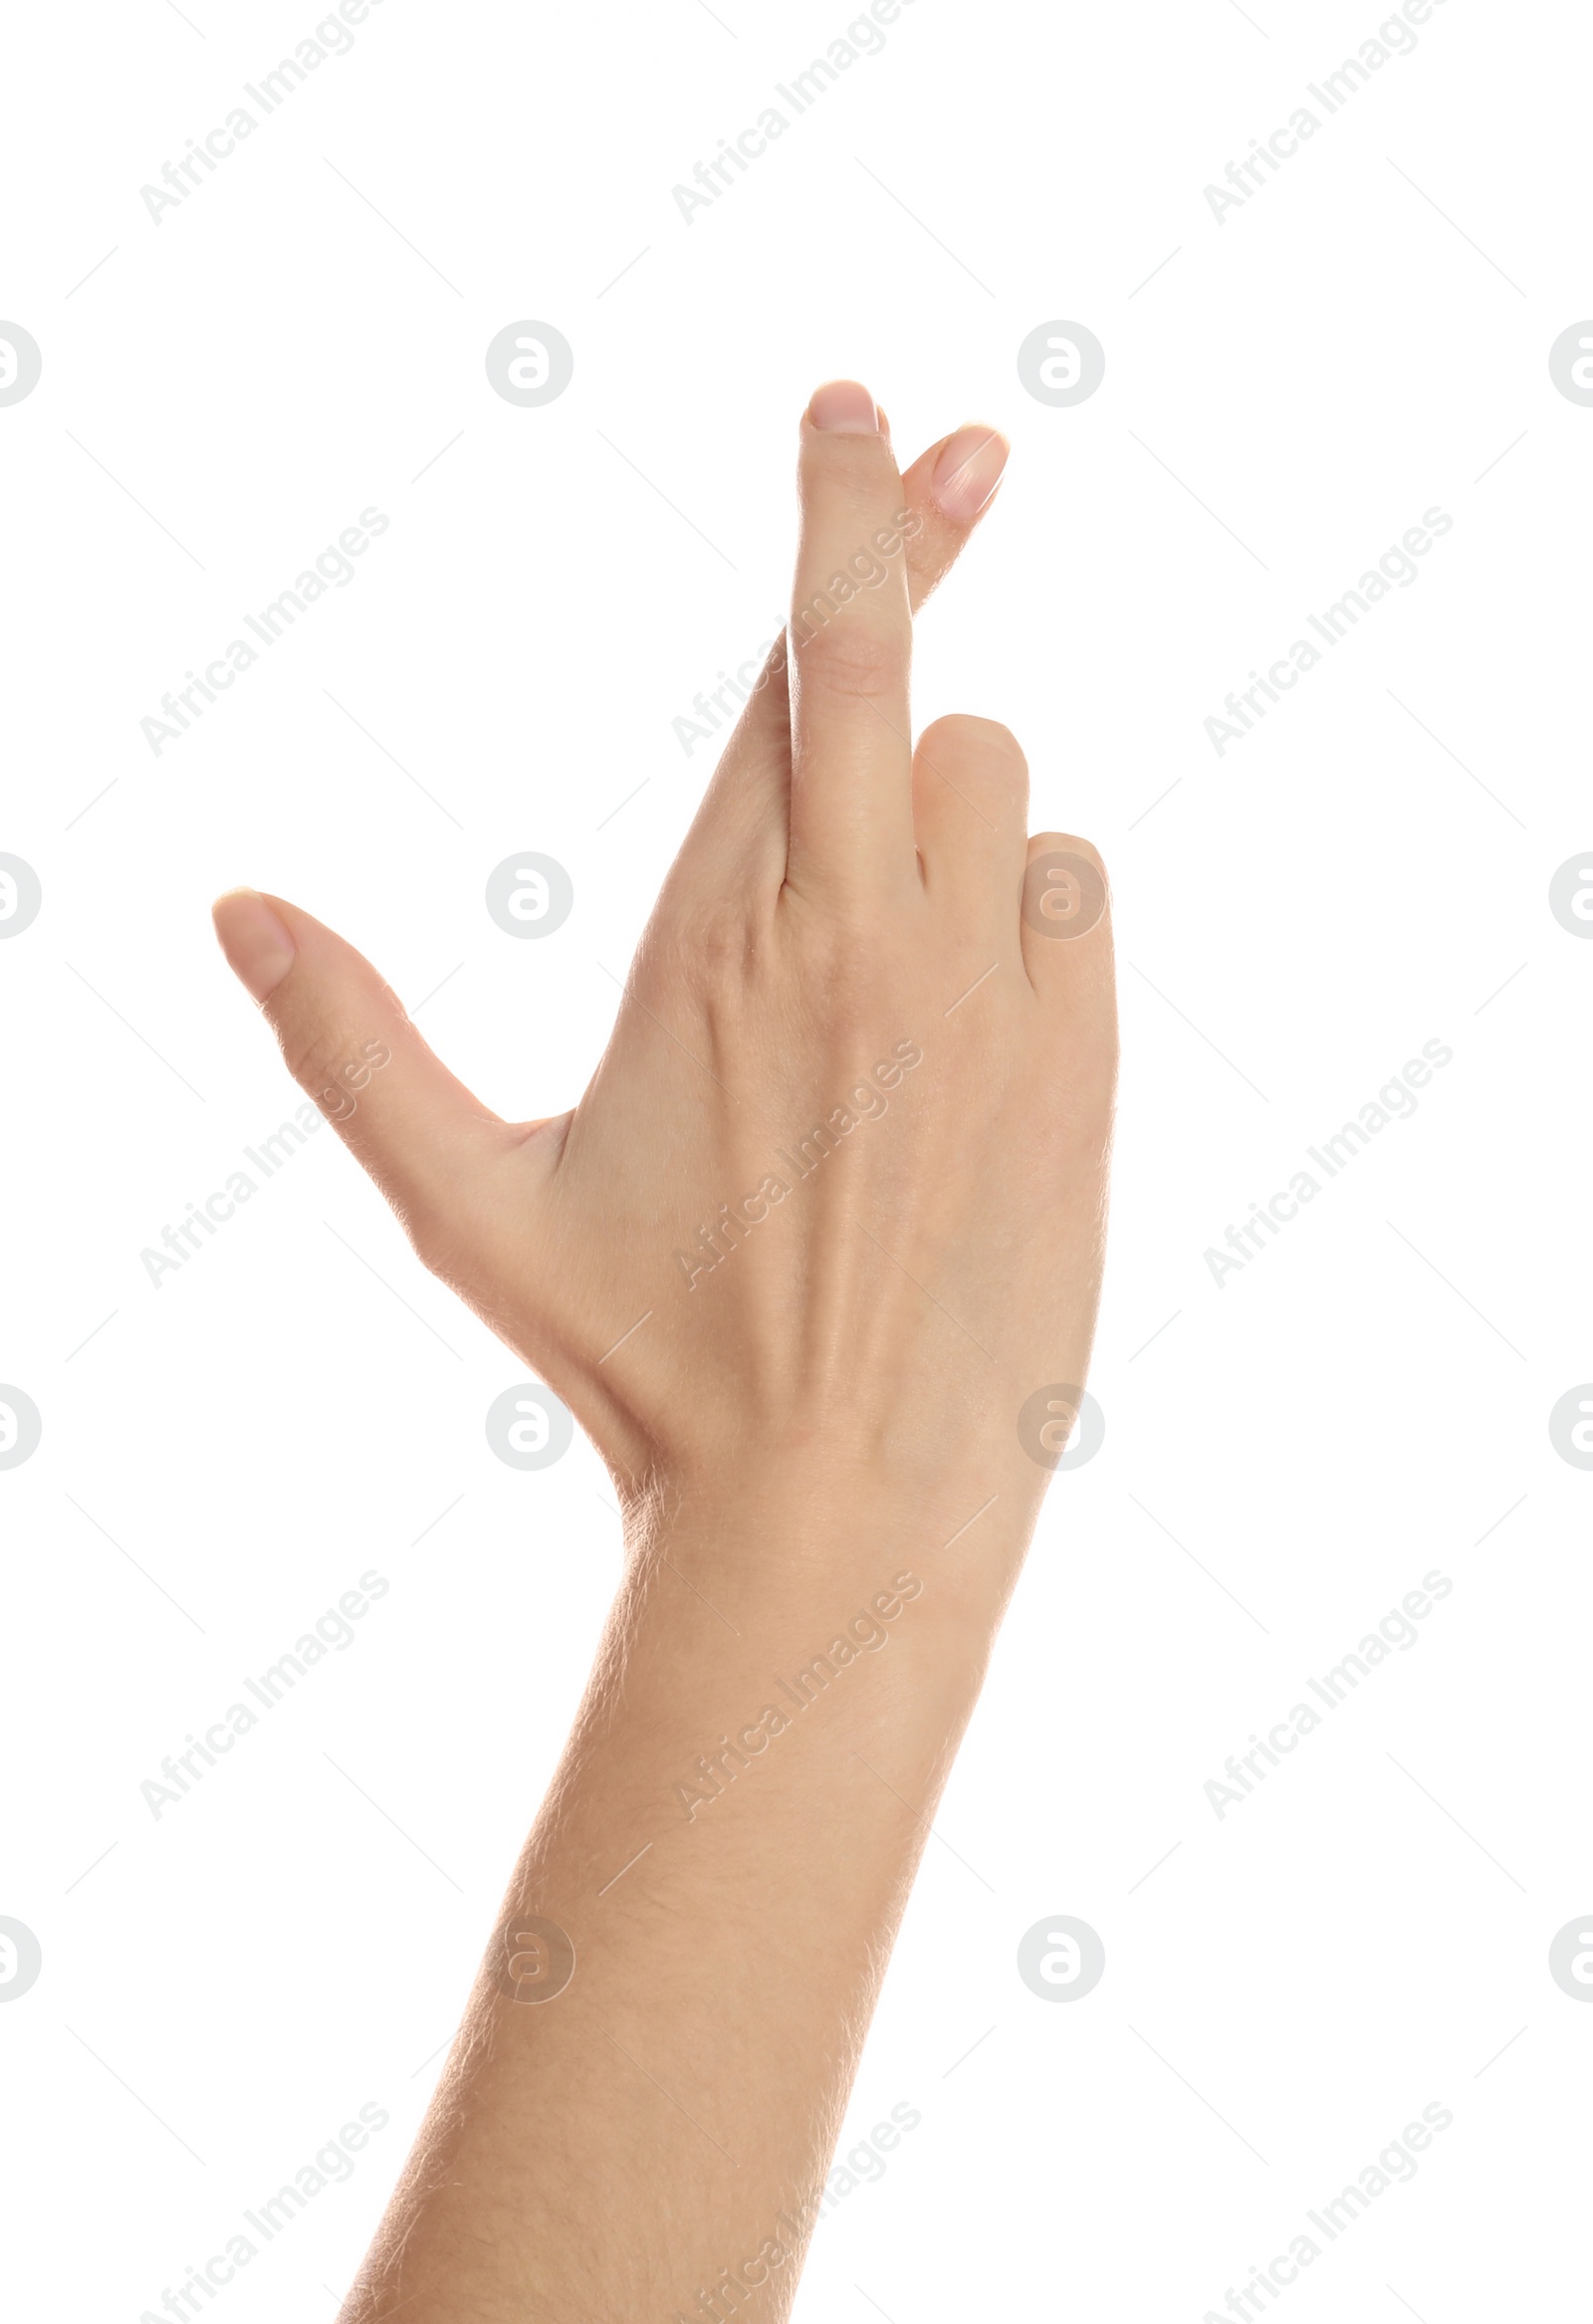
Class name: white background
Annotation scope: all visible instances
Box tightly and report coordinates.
[2,1,1589,2317]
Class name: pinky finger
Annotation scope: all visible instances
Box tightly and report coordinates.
[1018,833,1114,1004]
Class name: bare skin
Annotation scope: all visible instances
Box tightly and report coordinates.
[213,379,1116,2322]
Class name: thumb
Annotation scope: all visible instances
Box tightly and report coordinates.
[211,888,510,1250]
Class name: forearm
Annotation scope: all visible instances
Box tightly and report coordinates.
[339,1466,1027,2322]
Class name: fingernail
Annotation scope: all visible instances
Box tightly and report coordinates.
[931,425,1010,521]
[807,379,880,434]
[213,887,296,1002]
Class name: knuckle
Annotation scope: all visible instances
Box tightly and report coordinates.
[402,1199,466,1285]
[918,714,1028,782]
[1032,829,1107,883]
[650,896,766,997]
[792,616,903,704]
[278,1016,356,1111]
[801,427,892,494]
[793,921,908,1036]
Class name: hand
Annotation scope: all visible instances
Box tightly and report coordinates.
[212,380,1116,1534]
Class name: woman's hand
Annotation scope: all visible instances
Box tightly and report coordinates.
[226,380,1121,2324]
[213,380,1115,1537]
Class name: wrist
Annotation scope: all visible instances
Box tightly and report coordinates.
[619,1448,1037,1644]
